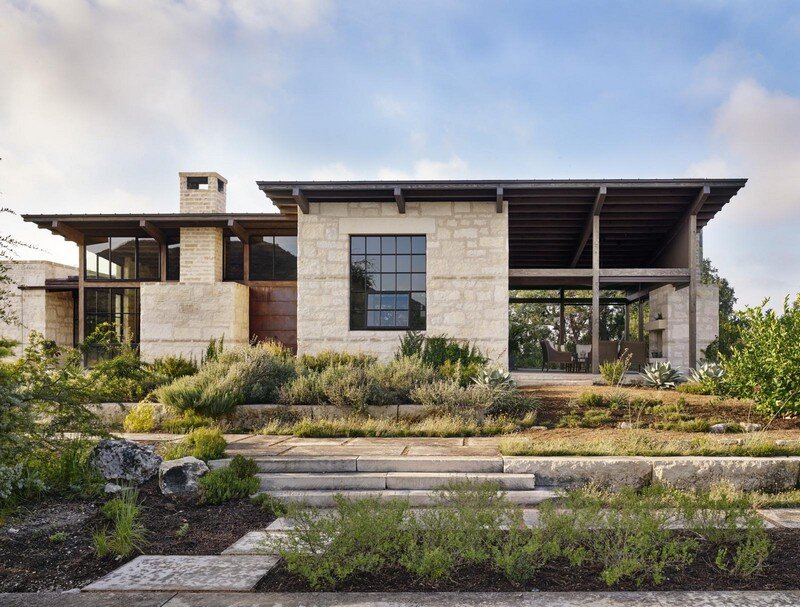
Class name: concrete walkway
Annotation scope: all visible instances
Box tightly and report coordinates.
[3,591,800,607]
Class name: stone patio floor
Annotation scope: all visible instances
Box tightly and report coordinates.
[119,433,506,457]
[3,591,800,607]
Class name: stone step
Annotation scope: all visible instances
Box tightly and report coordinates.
[257,471,535,491]
[385,472,535,490]
[257,488,557,508]
[211,455,504,474]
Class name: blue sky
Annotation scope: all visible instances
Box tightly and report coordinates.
[2,0,799,307]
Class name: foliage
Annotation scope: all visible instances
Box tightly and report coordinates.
[640,362,684,390]
[472,367,515,390]
[198,455,260,505]
[719,296,800,414]
[0,208,34,325]
[366,356,438,405]
[93,488,147,558]
[251,492,287,518]
[148,355,198,382]
[438,359,484,387]
[160,411,216,433]
[600,350,632,386]
[123,403,156,433]
[396,331,487,369]
[410,380,493,419]
[702,258,741,361]
[162,428,227,461]
[202,336,224,365]
[299,350,376,372]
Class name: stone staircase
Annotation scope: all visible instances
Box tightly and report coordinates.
[209,455,558,507]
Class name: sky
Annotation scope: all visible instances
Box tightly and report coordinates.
[1,0,799,308]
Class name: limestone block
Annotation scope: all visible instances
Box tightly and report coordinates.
[502,457,653,491]
[652,457,800,492]
[159,456,209,495]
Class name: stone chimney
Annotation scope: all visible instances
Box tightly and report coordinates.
[179,172,227,213]
[178,172,227,282]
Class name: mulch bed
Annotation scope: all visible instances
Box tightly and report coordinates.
[257,530,800,592]
[0,480,275,592]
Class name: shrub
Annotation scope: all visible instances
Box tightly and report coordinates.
[410,380,492,419]
[640,362,684,390]
[396,331,488,369]
[160,411,216,433]
[676,382,713,395]
[148,355,198,383]
[366,356,437,405]
[576,391,605,408]
[225,345,297,403]
[720,296,800,414]
[279,372,325,407]
[162,428,226,461]
[298,350,376,372]
[439,359,484,386]
[93,488,147,558]
[599,351,631,386]
[123,403,156,433]
[199,455,260,505]
[252,492,287,518]
[155,370,216,413]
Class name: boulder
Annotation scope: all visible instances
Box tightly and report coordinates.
[741,423,763,433]
[709,423,728,434]
[159,457,209,496]
[90,439,162,484]
[502,456,653,491]
[652,457,800,492]
[104,483,124,495]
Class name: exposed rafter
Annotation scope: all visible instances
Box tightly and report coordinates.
[139,220,165,244]
[51,220,83,245]
[292,187,310,214]
[496,187,504,213]
[394,187,406,214]
[569,186,606,268]
[649,185,710,264]
[227,219,250,242]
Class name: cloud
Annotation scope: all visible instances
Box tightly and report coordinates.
[377,155,468,180]
[687,44,764,101]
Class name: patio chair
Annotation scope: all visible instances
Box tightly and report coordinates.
[540,339,573,371]
[620,340,647,371]
[596,340,619,367]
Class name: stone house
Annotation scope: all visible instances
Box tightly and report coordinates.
[11,172,745,371]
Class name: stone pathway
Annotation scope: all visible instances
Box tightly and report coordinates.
[83,555,278,592]
[5,591,800,607]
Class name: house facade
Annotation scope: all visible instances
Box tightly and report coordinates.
[10,172,745,371]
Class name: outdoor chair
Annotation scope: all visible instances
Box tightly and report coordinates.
[620,340,647,371]
[540,339,573,371]
[595,340,619,367]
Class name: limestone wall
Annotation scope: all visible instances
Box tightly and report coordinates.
[297,201,509,365]
[179,228,223,283]
[139,282,249,361]
[648,283,719,370]
[0,260,77,356]
[179,171,226,213]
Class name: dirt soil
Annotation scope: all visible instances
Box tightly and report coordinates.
[525,384,799,430]
[258,529,800,592]
[0,480,275,592]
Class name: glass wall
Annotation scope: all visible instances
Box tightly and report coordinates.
[349,235,426,330]
[166,237,180,281]
[250,235,298,280]
[85,236,160,281]
[223,236,244,281]
[84,287,140,364]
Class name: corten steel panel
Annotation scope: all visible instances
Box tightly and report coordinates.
[248,284,297,352]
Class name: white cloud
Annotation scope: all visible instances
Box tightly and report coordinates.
[687,44,763,101]
[377,155,468,180]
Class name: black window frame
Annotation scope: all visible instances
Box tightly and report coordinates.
[349,234,426,331]
[83,287,140,365]
[248,235,298,281]
[223,235,244,281]
[84,236,161,282]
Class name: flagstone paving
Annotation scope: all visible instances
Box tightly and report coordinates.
[83,556,278,592]
[6,591,800,607]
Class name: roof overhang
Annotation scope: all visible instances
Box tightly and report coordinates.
[258,178,747,271]
[22,213,297,244]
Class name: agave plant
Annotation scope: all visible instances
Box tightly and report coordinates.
[472,367,516,390]
[640,361,685,390]
[688,362,725,383]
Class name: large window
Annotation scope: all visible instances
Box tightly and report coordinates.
[249,236,297,280]
[85,236,160,281]
[84,287,140,364]
[349,235,426,330]
[223,236,244,281]
[166,236,180,281]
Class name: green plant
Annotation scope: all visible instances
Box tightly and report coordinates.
[160,411,216,433]
[198,455,260,504]
[93,488,147,558]
[175,522,190,538]
[676,382,713,395]
[148,355,198,382]
[472,367,515,390]
[410,380,492,419]
[298,350,376,372]
[689,362,725,383]
[640,362,685,390]
[600,351,632,386]
[123,403,156,432]
[365,356,437,405]
[48,531,67,543]
[162,428,226,461]
[576,391,605,408]
[252,492,287,517]
[202,336,224,365]
[396,331,426,358]
[720,296,800,414]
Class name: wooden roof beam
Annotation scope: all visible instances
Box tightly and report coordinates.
[292,187,310,214]
[569,186,606,268]
[649,185,710,264]
[496,187,504,213]
[394,187,406,214]
[51,220,84,245]
[139,220,165,244]
[227,219,250,242]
